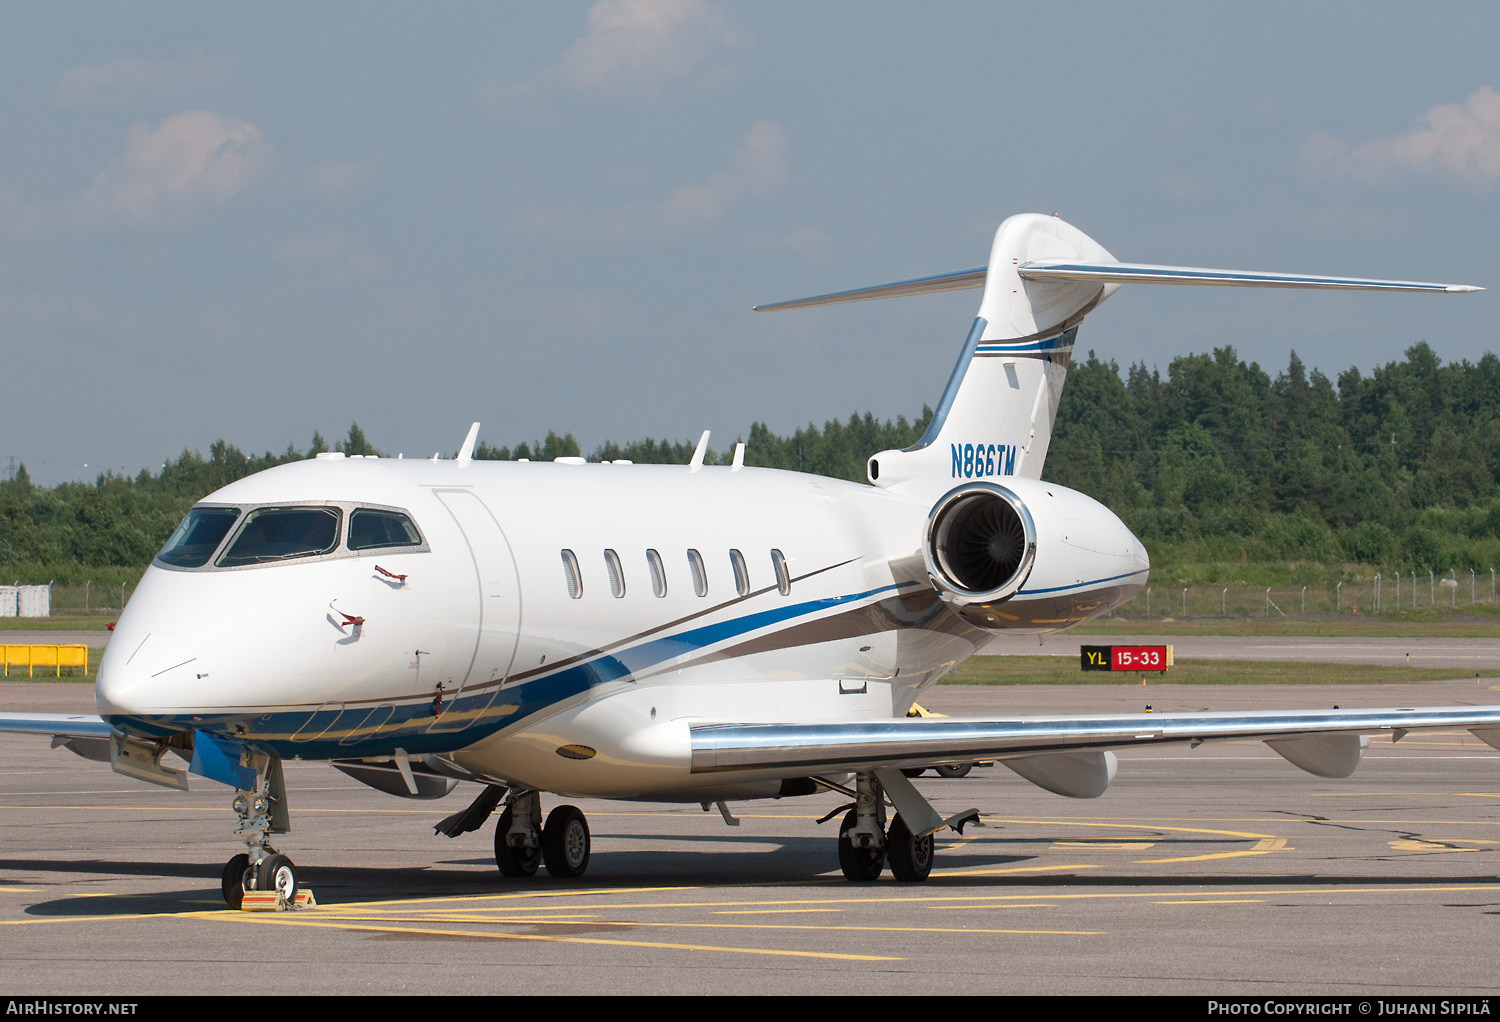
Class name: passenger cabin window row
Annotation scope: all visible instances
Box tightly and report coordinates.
[156,504,425,570]
[561,548,791,601]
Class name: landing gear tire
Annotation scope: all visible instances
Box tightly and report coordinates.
[900,767,927,778]
[221,853,251,908]
[542,805,591,879]
[886,814,935,882]
[837,808,886,881]
[935,762,973,779]
[259,853,299,903]
[494,805,541,877]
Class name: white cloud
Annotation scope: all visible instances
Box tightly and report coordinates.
[479,0,749,111]
[1302,86,1500,189]
[522,121,786,242]
[70,110,271,225]
[307,158,375,198]
[653,120,785,230]
[54,52,222,110]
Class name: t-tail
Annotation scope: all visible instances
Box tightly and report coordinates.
[756,213,1481,499]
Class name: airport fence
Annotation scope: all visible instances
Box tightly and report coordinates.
[1117,571,1499,619]
[1,582,135,617]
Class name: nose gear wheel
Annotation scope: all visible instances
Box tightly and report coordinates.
[221,853,251,909]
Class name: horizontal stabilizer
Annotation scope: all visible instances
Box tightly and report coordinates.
[753,267,985,311]
[1019,260,1482,293]
[754,259,1480,311]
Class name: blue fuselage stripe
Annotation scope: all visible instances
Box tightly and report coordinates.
[106,580,924,759]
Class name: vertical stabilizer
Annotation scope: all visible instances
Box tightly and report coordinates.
[867,214,1119,497]
[751,211,1477,502]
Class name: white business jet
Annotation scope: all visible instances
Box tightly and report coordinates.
[5,213,1498,907]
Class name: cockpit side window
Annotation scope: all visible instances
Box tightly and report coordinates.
[217,507,342,566]
[156,507,241,568]
[348,509,423,551]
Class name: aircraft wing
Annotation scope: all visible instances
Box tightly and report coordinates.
[0,712,112,739]
[0,713,116,765]
[689,705,1500,779]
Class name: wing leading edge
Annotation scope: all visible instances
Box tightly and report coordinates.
[0,713,112,739]
[689,705,1500,775]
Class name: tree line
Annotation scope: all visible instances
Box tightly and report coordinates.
[1046,342,1500,576]
[4,341,1499,584]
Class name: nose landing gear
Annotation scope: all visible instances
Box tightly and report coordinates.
[219,752,297,908]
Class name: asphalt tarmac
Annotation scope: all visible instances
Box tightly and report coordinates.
[2,679,1498,995]
[0,630,110,648]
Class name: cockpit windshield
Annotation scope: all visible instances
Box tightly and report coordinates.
[216,507,342,567]
[156,507,241,568]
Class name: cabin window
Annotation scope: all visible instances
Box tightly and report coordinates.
[561,549,582,599]
[646,549,667,597]
[604,549,625,598]
[771,549,791,596]
[347,509,422,551]
[730,548,750,596]
[687,548,708,597]
[217,507,341,567]
[156,507,240,568]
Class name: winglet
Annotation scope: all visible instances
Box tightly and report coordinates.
[456,422,481,467]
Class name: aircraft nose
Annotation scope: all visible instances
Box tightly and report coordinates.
[96,631,205,716]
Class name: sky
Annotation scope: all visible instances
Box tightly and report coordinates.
[2,1,1498,485]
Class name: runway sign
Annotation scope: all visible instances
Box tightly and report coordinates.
[1080,645,1173,672]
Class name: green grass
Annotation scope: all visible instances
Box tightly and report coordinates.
[942,656,1481,686]
[0,613,118,631]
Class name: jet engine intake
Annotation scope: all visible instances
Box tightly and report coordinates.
[924,482,1037,619]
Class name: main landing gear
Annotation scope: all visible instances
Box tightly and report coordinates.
[220,753,297,908]
[494,790,592,879]
[833,770,970,882]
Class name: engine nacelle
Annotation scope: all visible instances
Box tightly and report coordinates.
[924,482,1038,616]
[923,479,1148,630]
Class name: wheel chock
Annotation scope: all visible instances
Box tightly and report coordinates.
[239,889,316,912]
